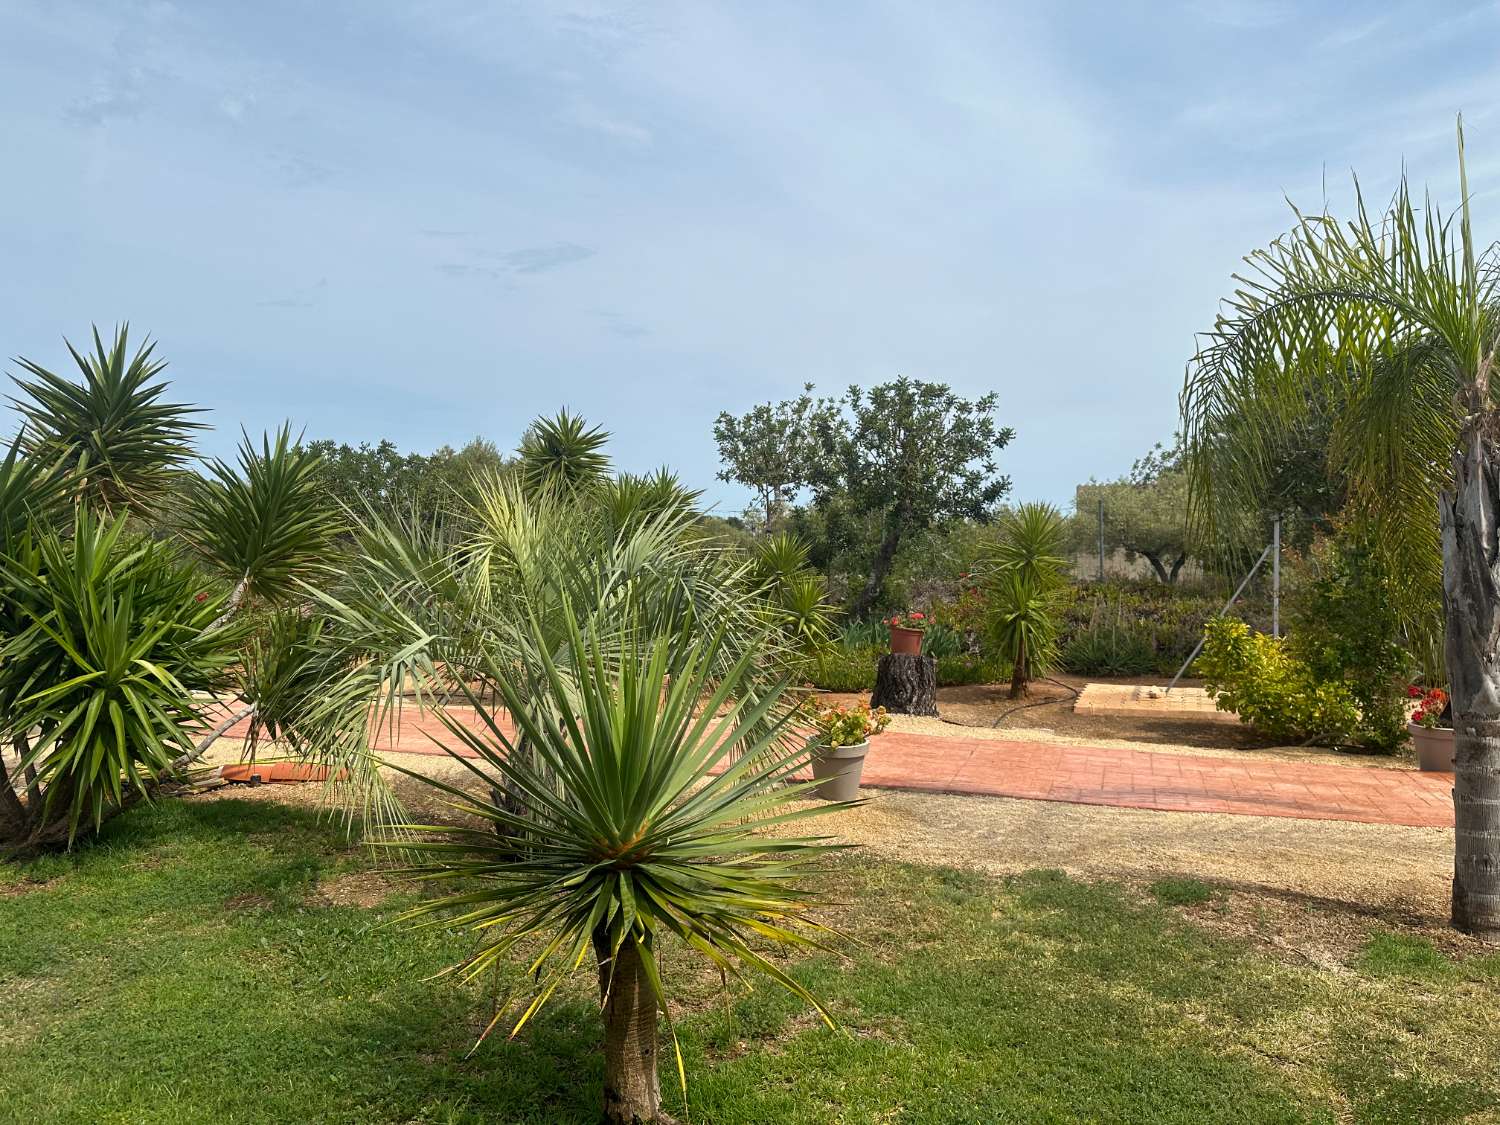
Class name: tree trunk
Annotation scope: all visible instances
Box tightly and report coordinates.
[596,934,668,1124]
[1168,554,1188,584]
[851,523,904,621]
[870,653,937,715]
[1441,421,1500,939]
[1141,550,1171,585]
[1008,634,1029,700]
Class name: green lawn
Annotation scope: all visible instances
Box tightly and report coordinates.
[1,798,1496,1124]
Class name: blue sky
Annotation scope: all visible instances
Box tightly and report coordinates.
[4,1,1499,518]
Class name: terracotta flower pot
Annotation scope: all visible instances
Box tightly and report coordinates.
[1407,722,1455,773]
[810,739,870,800]
[889,625,923,655]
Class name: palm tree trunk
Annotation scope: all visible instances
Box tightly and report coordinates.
[1440,422,1500,938]
[1008,634,1028,700]
[596,934,667,1124]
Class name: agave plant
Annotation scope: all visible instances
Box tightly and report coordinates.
[386,605,843,1124]
[8,324,204,513]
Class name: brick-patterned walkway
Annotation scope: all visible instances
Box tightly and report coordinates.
[210,705,1454,829]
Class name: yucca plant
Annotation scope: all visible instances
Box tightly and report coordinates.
[518,409,611,495]
[8,324,204,513]
[179,425,343,619]
[986,502,1068,698]
[385,607,843,1124]
[0,512,240,850]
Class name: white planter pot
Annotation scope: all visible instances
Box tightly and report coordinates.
[1407,722,1455,773]
[810,739,870,801]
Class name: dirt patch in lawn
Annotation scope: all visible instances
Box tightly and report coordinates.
[313,870,396,909]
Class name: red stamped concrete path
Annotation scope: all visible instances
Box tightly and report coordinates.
[210,706,1455,829]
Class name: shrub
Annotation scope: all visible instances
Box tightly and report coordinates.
[1058,580,1270,678]
[1287,526,1413,752]
[935,654,1005,686]
[804,644,879,692]
[1196,618,1362,745]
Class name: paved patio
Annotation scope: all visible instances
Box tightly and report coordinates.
[208,704,1454,829]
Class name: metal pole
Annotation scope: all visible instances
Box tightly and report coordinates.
[1165,541,1274,694]
[1271,515,1281,638]
[1097,498,1105,581]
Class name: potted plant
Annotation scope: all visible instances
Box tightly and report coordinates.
[803,700,891,800]
[885,610,927,655]
[1407,685,1454,773]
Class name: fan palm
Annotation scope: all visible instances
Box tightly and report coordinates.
[8,324,204,513]
[385,605,842,1124]
[1180,118,1500,935]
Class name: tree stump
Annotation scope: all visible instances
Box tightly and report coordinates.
[870,653,938,716]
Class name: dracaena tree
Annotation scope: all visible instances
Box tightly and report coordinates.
[386,604,842,1125]
[1180,119,1500,936]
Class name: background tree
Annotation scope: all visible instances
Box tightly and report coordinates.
[808,378,1013,618]
[713,384,835,533]
[1180,121,1500,936]
[305,437,507,526]
[1073,469,1195,584]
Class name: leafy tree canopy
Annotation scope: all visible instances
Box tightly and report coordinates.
[808,378,1014,617]
[712,384,836,532]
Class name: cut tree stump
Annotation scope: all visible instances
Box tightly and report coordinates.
[870,653,938,716]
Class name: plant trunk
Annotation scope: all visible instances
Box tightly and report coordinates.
[852,522,903,621]
[596,934,667,1124]
[1141,550,1171,584]
[1008,634,1029,699]
[1168,554,1187,584]
[1440,421,1500,939]
[870,653,938,715]
[0,738,32,842]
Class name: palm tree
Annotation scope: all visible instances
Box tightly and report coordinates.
[385,606,842,1123]
[1181,118,1500,936]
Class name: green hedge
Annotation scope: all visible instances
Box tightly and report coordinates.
[1058,580,1271,679]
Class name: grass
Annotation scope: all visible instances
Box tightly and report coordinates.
[2,797,1498,1124]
